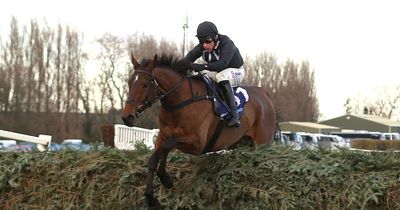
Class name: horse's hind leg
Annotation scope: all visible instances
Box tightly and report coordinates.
[250,117,276,146]
[156,138,179,189]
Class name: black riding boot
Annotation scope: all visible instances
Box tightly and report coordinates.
[219,80,240,127]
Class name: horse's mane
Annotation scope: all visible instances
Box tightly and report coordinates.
[140,54,192,74]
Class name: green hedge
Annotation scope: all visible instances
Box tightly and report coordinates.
[1,144,400,210]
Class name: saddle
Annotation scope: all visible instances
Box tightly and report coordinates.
[195,75,249,120]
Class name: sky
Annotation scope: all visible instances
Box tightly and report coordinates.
[1,0,399,120]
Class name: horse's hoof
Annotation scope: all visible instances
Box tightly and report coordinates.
[160,175,173,189]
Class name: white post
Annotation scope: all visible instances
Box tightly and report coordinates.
[0,130,52,151]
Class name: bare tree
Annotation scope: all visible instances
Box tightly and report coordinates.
[95,72,109,114]
[25,20,37,112]
[0,17,94,140]
[54,24,65,113]
[387,86,400,119]
[63,27,84,136]
[0,17,205,139]
[159,38,180,58]
[243,52,281,90]
[0,35,12,112]
[345,85,400,119]
[7,17,26,114]
[48,24,85,138]
[43,24,54,114]
[96,33,127,111]
[126,33,158,60]
[23,19,54,113]
[79,78,94,138]
[244,52,319,122]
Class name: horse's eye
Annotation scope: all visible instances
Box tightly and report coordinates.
[143,82,149,88]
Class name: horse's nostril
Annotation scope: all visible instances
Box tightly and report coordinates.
[122,116,127,124]
[122,114,135,127]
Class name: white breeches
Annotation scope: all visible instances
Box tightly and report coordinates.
[201,66,245,87]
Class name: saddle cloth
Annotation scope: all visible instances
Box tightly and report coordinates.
[218,87,249,119]
[200,75,249,120]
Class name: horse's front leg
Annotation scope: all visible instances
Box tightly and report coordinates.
[156,138,179,189]
[145,149,162,209]
[145,138,178,208]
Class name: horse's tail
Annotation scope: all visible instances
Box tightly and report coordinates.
[265,90,282,144]
[262,89,282,144]
[274,122,283,143]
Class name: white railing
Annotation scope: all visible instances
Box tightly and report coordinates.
[114,124,159,150]
[0,129,52,151]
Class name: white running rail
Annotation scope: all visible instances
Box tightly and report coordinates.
[114,124,159,150]
[0,129,52,151]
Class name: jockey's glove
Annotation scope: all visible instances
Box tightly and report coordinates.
[191,63,208,72]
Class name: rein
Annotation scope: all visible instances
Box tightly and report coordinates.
[161,73,214,111]
[127,70,212,116]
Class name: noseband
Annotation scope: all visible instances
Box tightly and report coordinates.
[126,69,188,117]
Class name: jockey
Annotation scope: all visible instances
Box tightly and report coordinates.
[186,21,245,127]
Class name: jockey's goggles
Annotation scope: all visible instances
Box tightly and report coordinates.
[199,37,213,44]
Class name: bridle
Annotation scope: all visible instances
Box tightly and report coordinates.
[125,69,188,117]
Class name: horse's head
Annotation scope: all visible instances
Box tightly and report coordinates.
[121,53,158,127]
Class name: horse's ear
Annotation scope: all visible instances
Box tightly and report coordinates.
[130,52,140,69]
[148,54,158,70]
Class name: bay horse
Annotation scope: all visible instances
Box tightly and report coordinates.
[121,53,277,209]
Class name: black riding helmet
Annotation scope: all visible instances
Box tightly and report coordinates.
[196,21,218,42]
